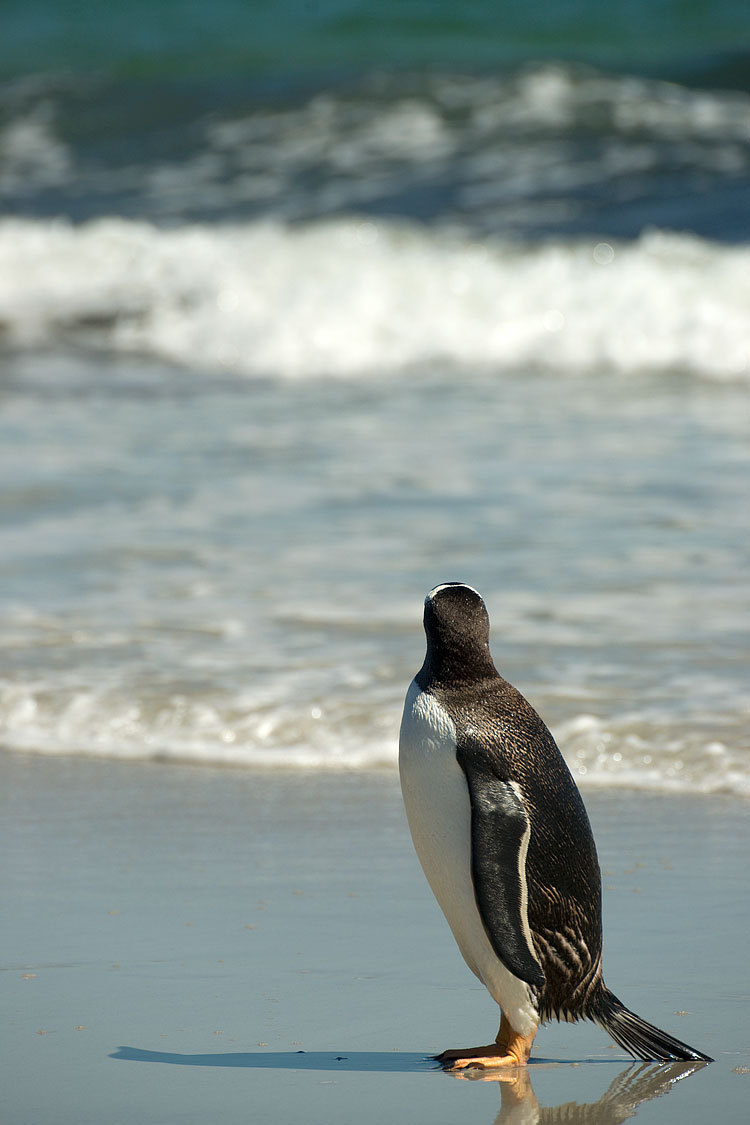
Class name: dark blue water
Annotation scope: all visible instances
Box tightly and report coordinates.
[2,0,750,240]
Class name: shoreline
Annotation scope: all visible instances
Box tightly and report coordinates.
[1,743,748,800]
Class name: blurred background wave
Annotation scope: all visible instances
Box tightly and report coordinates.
[1,1,748,792]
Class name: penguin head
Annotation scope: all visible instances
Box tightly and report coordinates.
[421,583,496,684]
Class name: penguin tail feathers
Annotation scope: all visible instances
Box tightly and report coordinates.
[595,988,713,1063]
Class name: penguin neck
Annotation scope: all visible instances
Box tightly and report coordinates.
[416,641,498,694]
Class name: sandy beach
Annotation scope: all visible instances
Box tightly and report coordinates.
[2,751,748,1123]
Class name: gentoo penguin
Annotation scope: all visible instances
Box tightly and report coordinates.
[399,583,712,1069]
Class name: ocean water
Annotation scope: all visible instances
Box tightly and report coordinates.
[1,2,749,794]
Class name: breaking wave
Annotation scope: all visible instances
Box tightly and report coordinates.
[1,216,749,380]
[1,679,748,797]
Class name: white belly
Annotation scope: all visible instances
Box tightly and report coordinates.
[398,678,537,1036]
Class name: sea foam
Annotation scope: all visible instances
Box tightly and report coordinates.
[1,216,749,381]
[1,677,748,797]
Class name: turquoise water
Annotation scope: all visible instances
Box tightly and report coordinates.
[3,0,750,84]
[0,2,748,788]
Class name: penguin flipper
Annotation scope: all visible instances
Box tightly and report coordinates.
[457,746,545,989]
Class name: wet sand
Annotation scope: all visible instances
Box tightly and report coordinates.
[2,753,748,1123]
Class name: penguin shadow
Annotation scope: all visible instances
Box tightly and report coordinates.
[111,1046,706,1121]
[110,1046,434,1073]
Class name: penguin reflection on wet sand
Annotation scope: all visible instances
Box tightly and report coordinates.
[479,1061,705,1123]
[399,583,712,1070]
